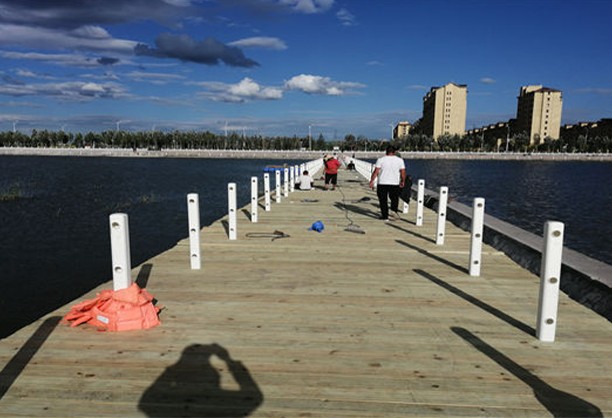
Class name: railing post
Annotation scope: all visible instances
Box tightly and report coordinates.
[109,213,132,290]
[290,166,295,192]
[250,176,258,223]
[264,173,271,211]
[536,221,564,342]
[402,201,409,214]
[416,179,425,226]
[228,183,237,240]
[275,170,281,203]
[283,168,289,197]
[435,186,448,245]
[187,193,201,269]
[469,198,485,276]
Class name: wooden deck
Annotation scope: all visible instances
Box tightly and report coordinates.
[1,168,610,417]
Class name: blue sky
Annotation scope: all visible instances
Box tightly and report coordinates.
[1,0,611,139]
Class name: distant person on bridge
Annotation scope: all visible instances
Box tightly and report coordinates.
[369,146,406,221]
[323,154,342,190]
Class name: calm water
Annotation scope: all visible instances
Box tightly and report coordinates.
[1,156,610,338]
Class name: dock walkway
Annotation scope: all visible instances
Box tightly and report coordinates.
[1,168,610,417]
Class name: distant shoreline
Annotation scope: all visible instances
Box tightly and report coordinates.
[1,147,611,161]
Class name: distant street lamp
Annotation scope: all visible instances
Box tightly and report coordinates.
[308,124,312,150]
[505,124,510,152]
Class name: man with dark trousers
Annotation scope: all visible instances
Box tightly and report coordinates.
[369,146,406,221]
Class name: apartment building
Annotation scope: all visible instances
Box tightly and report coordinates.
[421,82,467,140]
[515,85,563,145]
[393,121,412,139]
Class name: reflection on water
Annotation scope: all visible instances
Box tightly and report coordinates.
[1,156,610,337]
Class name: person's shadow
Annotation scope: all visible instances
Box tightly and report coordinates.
[139,343,263,417]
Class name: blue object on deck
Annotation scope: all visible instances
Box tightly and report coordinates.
[309,220,325,233]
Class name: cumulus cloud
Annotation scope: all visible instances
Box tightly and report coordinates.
[228,37,287,50]
[285,74,365,95]
[196,77,283,102]
[126,71,186,84]
[135,33,258,67]
[480,77,496,84]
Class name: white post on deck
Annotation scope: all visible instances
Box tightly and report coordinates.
[283,168,289,197]
[187,193,201,270]
[275,170,281,203]
[109,213,132,290]
[435,186,448,245]
[402,201,409,214]
[264,173,271,211]
[228,183,237,240]
[416,179,425,226]
[290,166,295,192]
[250,176,258,223]
[536,221,564,342]
[469,198,485,276]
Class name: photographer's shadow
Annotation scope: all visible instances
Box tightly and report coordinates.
[139,343,263,417]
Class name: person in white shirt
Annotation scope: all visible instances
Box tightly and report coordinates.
[296,170,314,190]
[369,146,406,220]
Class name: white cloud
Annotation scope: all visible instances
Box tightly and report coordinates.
[336,8,357,26]
[0,80,128,100]
[196,77,283,102]
[279,0,334,14]
[480,77,496,84]
[0,50,130,68]
[285,74,365,95]
[0,24,137,54]
[228,37,287,50]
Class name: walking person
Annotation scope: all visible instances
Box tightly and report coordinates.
[369,146,406,221]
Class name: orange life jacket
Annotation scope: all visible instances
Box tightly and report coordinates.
[63,283,160,331]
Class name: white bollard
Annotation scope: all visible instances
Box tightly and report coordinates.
[264,173,271,211]
[109,213,132,290]
[402,201,409,214]
[435,186,448,245]
[275,170,281,203]
[250,176,258,223]
[536,221,564,342]
[228,183,237,240]
[283,168,289,197]
[416,179,425,226]
[187,193,201,270]
[469,198,485,276]
[290,166,295,192]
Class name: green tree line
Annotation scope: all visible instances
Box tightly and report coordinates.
[0,129,610,153]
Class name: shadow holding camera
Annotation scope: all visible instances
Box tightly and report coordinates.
[139,343,263,417]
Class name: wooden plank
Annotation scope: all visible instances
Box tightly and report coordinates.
[1,168,611,417]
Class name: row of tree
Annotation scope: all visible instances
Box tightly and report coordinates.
[0,129,610,153]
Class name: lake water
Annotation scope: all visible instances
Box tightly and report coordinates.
[1,156,610,338]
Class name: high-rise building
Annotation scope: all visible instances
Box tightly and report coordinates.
[515,85,563,145]
[393,121,412,139]
[421,82,467,140]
